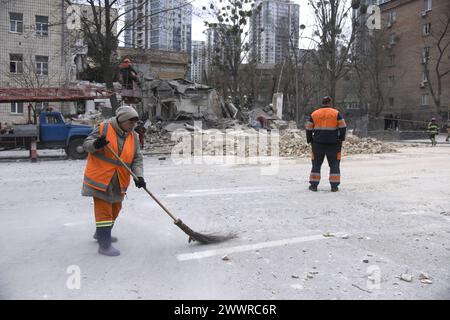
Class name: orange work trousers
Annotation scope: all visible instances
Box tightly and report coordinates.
[94,197,122,228]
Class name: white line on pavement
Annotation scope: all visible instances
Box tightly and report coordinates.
[166,186,282,198]
[176,232,347,261]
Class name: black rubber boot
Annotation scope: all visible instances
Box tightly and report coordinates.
[93,231,118,243]
[331,186,339,192]
[309,185,318,192]
[96,227,120,256]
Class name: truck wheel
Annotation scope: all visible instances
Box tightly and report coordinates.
[67,138,87,160]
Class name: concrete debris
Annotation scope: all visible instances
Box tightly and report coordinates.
[419,272,432,284]
[279,130,398,157]
[221,255,230,261]
[341,234,350,239]
[399,273,413,282]
[143,113,398,157]
[291,274,300,279]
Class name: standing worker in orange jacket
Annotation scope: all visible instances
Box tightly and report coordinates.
[82,106,146,256]
[305,96,347,192]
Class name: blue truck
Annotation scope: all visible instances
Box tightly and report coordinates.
[0,111,93,159]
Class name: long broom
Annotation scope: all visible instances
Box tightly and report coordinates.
[106,144,235,244]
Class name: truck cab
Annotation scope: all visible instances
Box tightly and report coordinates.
[39,112,93,159]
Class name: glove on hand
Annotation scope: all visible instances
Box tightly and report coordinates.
[134,177,146,189]
[93,136,109,149]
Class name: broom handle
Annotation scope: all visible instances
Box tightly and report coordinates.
[106,144,178,222]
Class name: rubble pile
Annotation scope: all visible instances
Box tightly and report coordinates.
[342,134,398,155]
[279,130,310,157]
[145,125,398,157]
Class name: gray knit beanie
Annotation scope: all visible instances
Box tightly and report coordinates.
[116,106,139,122]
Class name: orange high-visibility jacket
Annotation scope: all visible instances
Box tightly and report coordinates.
[306,107,346,144]
[83,121,138,194]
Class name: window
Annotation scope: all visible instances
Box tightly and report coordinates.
[10,102,24,114]
[421,94,429,106]
[35,16,49,36]
[389,54,395,66]
[9,54,23,73]
[423,23,431,35]
[388,11,397,25]
[35,56,48,75]
[389,34,396,45]
[422,71,428,82]
[424,0,432,11]
[46,115,61,124]
[9,12,23,33]
[422,47,430,62]
[388,75,395,87]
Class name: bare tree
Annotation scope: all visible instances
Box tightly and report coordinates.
[307,0,359,101]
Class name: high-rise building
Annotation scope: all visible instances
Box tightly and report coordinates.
[249,0,300,64]
[124,0,192,55]
[206,24,226,73]
[190,41,206,83]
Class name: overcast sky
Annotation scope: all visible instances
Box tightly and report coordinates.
[191,0,317,49]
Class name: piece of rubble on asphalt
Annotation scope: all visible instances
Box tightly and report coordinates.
[420,279,433,284]
[419,272,432,284]
[341,234,350,239]
[399,273,413,282]
[291,274,300,279]
[323,232,335,237]
[221,255,230,261]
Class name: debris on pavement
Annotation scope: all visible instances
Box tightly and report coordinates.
[323,232,335,237]
[221,255,230,261]
[419,272,433,284]
[398,273,413,282]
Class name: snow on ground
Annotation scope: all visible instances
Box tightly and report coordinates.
[0,141,449,299]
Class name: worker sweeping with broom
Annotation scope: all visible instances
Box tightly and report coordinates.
[82,106,145,256]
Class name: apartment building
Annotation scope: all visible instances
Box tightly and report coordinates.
[249,0,300,64]
[0,0,76,123]
[379,0,450,124]
[123,0,192,54]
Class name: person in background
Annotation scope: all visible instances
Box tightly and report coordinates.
[427,117,439,146]
[135,120,146,149]
[446,119,450,142]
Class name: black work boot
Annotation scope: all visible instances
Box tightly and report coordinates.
[93,226,118,243]
[309,185,318,192]
[331,186,339,192]
[96,227,120,257]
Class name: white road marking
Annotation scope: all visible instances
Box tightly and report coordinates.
[166,186,283,198]
[177,232,347,261]
[63,222,88,227]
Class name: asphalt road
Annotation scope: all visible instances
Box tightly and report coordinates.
[0,144,449,299]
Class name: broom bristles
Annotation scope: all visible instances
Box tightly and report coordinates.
[174,219,236,244]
